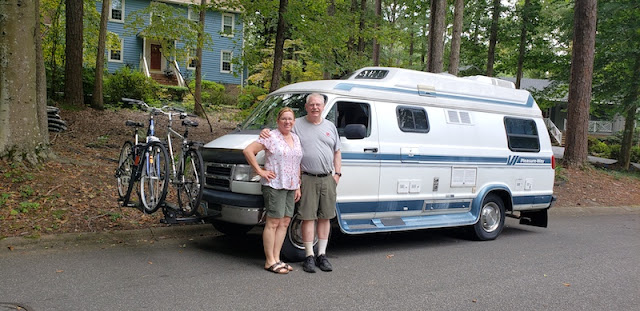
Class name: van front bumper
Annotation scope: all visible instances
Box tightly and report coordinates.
[202,189,265,225]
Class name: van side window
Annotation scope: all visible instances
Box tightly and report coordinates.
[328,102,371,137]
[396,106,429,133]
[504,117,540,152]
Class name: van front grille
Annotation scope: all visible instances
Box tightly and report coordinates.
[204,162,234,191]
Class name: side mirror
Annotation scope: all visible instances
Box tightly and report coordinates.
[344,124,366,140]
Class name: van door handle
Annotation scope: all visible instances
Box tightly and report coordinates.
[364,147,378,153]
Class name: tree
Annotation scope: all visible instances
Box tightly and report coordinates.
[64,0,84,107]
[427,0,446,73]
[194,0,207,117]
[448,0,464,76]
[563,0,597,168]
[92,0,109,110]
[372,0,381,66]
[486,0,501,76]
[0,0,50,162]
[592,0,640,170]
[515,0,532,89]
[269,0,288,92]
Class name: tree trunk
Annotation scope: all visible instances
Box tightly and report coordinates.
[515,0,531,89]
[358,0,366,54]
[194,1,206,117]
[35,0,49,141]
[618,54,640,170]
[372,0,381,66]
[269,0,288,93]
[448,0,464,76]
[409,29,415,67]
[64,0,84,107]
[0,0,50,162]
[563,0,597,168]
[92,0,109,110]
[427,0,446,73]
[324,0,336,79]
[486,0,500,77]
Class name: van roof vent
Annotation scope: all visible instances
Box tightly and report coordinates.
[354,69,389,80]
[464,76,516,89]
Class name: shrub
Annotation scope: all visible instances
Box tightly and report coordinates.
[631,146,640,163]
[158,85,189,102]
[237,85,267,109]
[588,137,611,158]
[104,66,159,107]
[188,80,225,106]
[609,144,621,161]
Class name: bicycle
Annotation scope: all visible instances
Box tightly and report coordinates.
[115,98,170,213]
[158,106,204,217]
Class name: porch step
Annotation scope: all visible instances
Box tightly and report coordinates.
[150,73,179,86]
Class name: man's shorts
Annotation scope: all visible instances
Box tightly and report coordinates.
[262,186,295,219]
[297,174,337,220]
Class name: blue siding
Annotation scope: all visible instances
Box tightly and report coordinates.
[97,0,243,86]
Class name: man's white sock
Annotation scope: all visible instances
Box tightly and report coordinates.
[304,242,314,257]
[317,239,328,256]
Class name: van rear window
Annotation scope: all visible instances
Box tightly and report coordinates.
[504,117,540,152]
[397,106,429,133]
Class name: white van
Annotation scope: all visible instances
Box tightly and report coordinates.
[201,67,556,260]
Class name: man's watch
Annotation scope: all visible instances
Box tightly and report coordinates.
[334,172,342,177]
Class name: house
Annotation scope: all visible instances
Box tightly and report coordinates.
[98,0,244,87]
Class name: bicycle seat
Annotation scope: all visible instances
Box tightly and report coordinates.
[125,120,144,128]
[182,119,199,127]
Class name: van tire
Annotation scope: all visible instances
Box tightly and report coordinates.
[469,194,505,241]
[211,220,253,236]
[281,214,318,262]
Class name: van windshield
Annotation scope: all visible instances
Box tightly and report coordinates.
[239,93,311,130]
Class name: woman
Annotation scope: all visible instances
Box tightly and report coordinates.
[243,108,303,274]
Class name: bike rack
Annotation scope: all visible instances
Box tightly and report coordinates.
[159,202,213,225]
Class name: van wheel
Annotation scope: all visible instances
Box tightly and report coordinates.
[211,220,253,236]
[281,214,318,262]
[469,194,505,241]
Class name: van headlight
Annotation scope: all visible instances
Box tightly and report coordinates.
[233,165,262,182]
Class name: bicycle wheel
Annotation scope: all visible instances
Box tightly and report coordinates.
[139,141,169,213]
[116,141,134,200]
[176,148,204,216]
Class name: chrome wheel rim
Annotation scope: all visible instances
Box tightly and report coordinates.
[480,202,501,233]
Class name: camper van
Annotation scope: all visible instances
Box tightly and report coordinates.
[201,67,556,260]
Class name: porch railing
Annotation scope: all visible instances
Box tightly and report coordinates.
[170,60,185,87]
[544,118,563,145]
[140,56,150,78]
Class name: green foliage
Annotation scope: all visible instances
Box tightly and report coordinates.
[0,193,10,208]
[109,212,122,222]
[188,80,227,106]
[237,85,268,109]
[52,209,66,220]
[104,67,159,106]
[18,202,40,213]
[158,86,189,102]
[609,144,622,161]
[555,163,568,182]
[19,185,35,198]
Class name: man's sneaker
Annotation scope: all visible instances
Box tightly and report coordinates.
[302,255,316,273]
[315,254,333,272]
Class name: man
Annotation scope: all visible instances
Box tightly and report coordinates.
[261,93,341,273]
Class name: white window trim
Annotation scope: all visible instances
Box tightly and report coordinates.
[221,13,234,37]
[187,50,197,70]
[220,50,232,73]
[188,6,199,22]
[108,39,124,63]
[109,0,125,23]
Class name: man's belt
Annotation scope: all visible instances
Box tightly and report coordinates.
[302,172,330,177]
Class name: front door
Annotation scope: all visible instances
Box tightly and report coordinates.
[150,44,161,70]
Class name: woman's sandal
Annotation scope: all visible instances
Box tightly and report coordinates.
[264,262,289,274]
[278,261,294,271]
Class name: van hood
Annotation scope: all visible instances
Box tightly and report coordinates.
[203,131,261,150]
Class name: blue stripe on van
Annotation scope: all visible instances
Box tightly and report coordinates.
[337,194,553,234]
[342,152,551,165]
[333,83,532,107]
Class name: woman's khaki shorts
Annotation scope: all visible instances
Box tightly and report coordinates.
[297,174,337,220]
[262,186,295,219]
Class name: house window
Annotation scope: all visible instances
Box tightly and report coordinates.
[187,49,197,70]
[188,6,199,22]
[222,13,234,36]
[108,39,123,63]
[396,106,429,133]
[110,0,124,22]
[504,117,540,152]
[221,51,232,73]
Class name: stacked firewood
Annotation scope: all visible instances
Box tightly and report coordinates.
[47,106,67,132]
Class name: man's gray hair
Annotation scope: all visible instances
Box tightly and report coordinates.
[306,93,325,105]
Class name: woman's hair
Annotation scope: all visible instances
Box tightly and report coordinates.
[277,107,295,120]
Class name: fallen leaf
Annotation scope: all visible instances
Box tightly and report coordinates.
[386,254,394,259]
[56,270,64,273]
[7,245,14,251]
[472,299,477,303]
[563,282,571,287]
[148,261,153,265]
